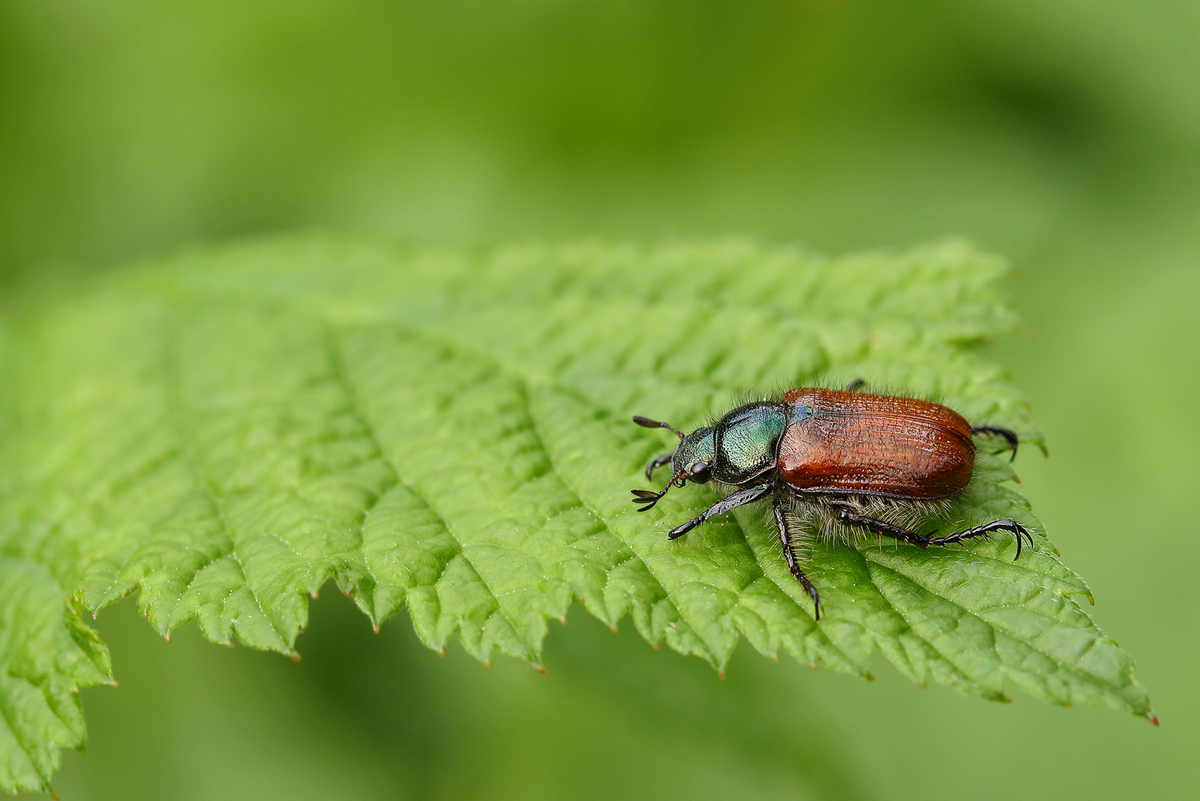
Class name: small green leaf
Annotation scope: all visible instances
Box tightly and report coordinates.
[0,238,1153,793]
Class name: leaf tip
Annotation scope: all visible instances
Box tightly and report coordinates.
[290,652,301,663]
[610,624,618,634]
[372,623,381,634]
[1148,712,1160,727]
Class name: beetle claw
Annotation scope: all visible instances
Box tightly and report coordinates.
[972,425,1020,462]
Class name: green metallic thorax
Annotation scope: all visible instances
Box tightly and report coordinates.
[675,402,788,486]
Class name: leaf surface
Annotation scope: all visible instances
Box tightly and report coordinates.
[0,238,1153,793]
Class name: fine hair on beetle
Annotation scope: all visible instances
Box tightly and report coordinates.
[686,379,960,549]
[631,376,1030,620]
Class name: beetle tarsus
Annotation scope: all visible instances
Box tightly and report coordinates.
[644,451,674,480]
[972,425,1019,461]
[835,505,1034,559]
[928,518,1033,560]
[775,497,822,620]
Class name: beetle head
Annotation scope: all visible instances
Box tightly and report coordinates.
[671,427,716,484]
[630,416,714,512]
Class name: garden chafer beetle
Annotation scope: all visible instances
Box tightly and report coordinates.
[632,382,1031,620]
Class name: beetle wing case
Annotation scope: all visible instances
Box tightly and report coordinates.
[633,385,1030,620]
[778,388,975,499]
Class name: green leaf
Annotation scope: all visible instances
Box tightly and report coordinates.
[0,237,1152,793]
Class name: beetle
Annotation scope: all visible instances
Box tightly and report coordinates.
[631,381,1032,619]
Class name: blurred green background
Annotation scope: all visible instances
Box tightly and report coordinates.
[3,1,1196,798]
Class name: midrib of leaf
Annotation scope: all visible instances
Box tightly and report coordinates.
[0,238,1153,795]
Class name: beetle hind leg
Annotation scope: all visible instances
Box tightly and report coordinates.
[834,505,1034,560]
[773,496,823,620]
[928,519,1035,560]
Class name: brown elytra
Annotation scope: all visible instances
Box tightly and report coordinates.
[778,388,975,499]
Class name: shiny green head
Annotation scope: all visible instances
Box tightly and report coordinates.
[671,427,717,483]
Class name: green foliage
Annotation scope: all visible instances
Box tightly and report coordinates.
[0,238,1151,794]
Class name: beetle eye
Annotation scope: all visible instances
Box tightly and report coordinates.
[688,461,711,481]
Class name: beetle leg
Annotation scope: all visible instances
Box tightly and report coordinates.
[843,378,867,393]
[773,497,823,620]
[971,424,1019,461]
[644,451,675,481]
[667,483,773,540]
[835,506,1034,561]
[834,506,931,549]
[928,519,1035,560]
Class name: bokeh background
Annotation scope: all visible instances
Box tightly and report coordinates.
[3,2,1197,799]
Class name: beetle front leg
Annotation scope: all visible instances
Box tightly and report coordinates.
[667,483,773,540]
[773,497,822,620]
[643,451,675,480]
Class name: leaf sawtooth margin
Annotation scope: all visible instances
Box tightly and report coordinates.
[0,238,1155,792]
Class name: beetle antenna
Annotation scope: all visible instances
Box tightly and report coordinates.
[630,470,687,512]
[632,415,685,441]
